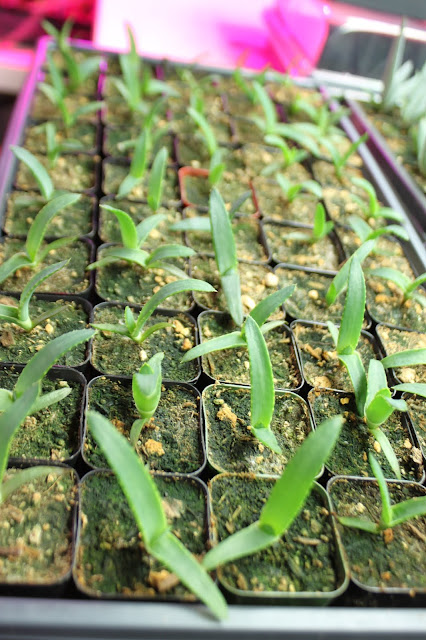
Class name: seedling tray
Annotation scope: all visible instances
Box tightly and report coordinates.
[0,35,425,640]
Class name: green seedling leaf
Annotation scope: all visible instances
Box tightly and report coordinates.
[187,107,217,156]
[248,285,295,328]
[14,329,95,399]
[336,257,365,355]
[147,147,168,212]
[228,191,252,218]
[170,216,211,233]
[133,278,215,337]
[145,244,194,265]
[25,193,81,262]
[30,386,72,414]
[209,149,226,186]
[99,204,138,249]
[337,516,379,533]
[0,253,32,286]
[312,203,334,241]
[252,82,276,133]
[393,383,426,398]
[36,235,78,264]
[10,146,54,201]
[371,427,401,480]
[136,213,167,246]
[0,383,40,485]
[0,465,66,505]
[181,331,245,363]
[244,316,280,453]
[202,415,343,570]
[326,239,376,305]
[72,100,104,123]
[390,495,426,527]
[88,410,227,620]
[210,188,243,327]
[338,351,367,416]
[18,260,69,329]
[381,348,426,369]
[368,267,411,294]
[130,352,163,446]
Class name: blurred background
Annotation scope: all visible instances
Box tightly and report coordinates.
[0,0,425,144]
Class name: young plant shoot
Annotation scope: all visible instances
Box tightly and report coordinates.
[130,352,163,447]
[187,107,226,186]
[284,203,334,244]
[261,134,308,175]
[39,52,103,130]
[350,177,404,223]
[368,267,426,309]
[11,146,57,202]
[88,203,194,279]
[337,452,426,533]
[169,191,252,234]
[87,409,228,620]
[91,278,216,343]
[112,25,178,114]
[42,19,102,94]
[0,260,70,331]
[44,121,84,168]
[347,214,409,246]
[327,257,426,479]
[0,192,81,285]
[274,172,323,204]
[202,415,343,571]
[320,134,368,181]
[0,328,95,504]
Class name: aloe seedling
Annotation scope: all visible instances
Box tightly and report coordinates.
[0,261,70,331]
[327,257,426,478]
[0,328,95,504]
[44,121,84,168]
[112,25,178,114]
[368,267,426,309]
[337,451,426,533]
[39,52,103,131]
[202,415,343,570]
[284,203,334,244]
[350,176,404,223]
[0,192,80,285]
[170,190,252,234]
[91,278,215,342]
[261,134,308,176]
[273,172,322,203]
[42,19,102,94]
[290,98,349,138]
[11,146,57,202]
[130,352,163,447]
[187,107,226,185]
[88,203,194,278]
[87,409,227,620]
[320,134,368,181]
[116,132,168,204]
[348,214,409,246]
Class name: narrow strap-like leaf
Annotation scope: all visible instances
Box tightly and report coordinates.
[405,273,426,297]
[25,193,81,262]
[125,306,136,333]
[130,130,149,179]
[150,529,228,620]
[338,352,367,416]
[10,146,54,201]
[87,410,167,543]
[244,316,280,452]
[337,516,378,533]
[135,322,170,344]
[181,331,245,363]
[252,82,276,132]
[134,278,215,335]
[249,285,295,328]
[91,247,149,269]
[170,217,211,232]
[365,360,389,409]
[90,322,130,336]
[100,204,138,249]
[202,520,277,571]
[145,244,194,265]
[72,101,104,123]
[393,382,426,398]
[187,107,217,156]
[117,174,140,200]
[15,329,94,398]
[260,320,285,334]
[0,383,40,483]
[135,213,167,246]
[382,348,426,369]
[337,256,365,355]
[147,147,168,212]
[0,305,19,321]
[210,189,243,326]
[0,465,66,505]
[0,253,32,286]
[369,452,393,527]
[368,267,411,294]
[30,386,72,415]
[260,415,343,536]
[36,236,78,263]
[228,191,252,218]
[18,260,69,326]
[370,427,401,480]
[390,496,426,527]
[326,239,376,305]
